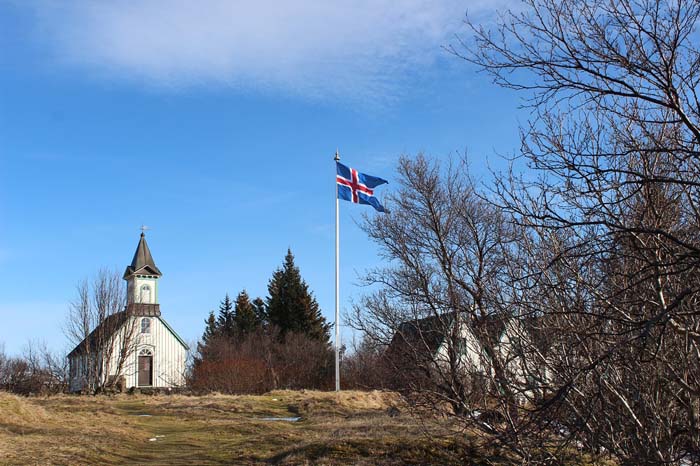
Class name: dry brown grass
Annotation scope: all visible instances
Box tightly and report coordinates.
[0,391,144,464]
[0,390,488,465]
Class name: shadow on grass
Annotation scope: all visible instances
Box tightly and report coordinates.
[265,437,500,465]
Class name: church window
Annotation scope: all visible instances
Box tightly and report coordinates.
[456,337,469,355]
[139,348,153,356]
[140,284,152,303]
[141,318,151,334]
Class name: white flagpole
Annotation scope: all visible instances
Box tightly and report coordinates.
[334,149,341,392]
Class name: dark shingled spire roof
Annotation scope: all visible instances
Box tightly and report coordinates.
[123,233,162,279]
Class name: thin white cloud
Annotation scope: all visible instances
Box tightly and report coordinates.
[28,0,512,101]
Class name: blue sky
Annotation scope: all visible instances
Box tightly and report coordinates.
[0,1,524,355]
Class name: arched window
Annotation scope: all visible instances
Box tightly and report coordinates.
[141,318,151,334]
[139,348,153,356]
[140,284,152,303]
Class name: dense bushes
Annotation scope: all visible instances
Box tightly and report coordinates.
[339,339,391,391]
[191,250,333,394]
[0,343,67,395]
[190,328,333,393]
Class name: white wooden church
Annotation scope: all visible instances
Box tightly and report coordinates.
[68,233,188,392]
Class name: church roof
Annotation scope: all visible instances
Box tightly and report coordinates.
[67,312,189,357]
[387,312,510,359]
[67,311,128,357]
[390,314,451,356]
[123,233,162,279]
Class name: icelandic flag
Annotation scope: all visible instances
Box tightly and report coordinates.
[336,162,388,213]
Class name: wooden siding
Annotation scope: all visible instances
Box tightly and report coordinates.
[68,315,187,391]
[119,315,187,388]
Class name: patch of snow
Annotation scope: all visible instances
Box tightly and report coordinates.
[148,438,157,442]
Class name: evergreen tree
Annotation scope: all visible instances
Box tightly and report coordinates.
[216,294,235,339]
[252,297,267,325]
[201,310,218,344]
[234,290,259,335]
[195,310,219,365]
[266,249,330,342]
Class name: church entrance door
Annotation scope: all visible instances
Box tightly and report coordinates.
[138,354,153,386]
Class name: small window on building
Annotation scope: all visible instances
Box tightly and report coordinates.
[456,338,468,355]
[140,284,152,303]
[141,318,151,334]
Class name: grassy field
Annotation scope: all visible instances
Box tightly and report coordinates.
[0,390,490,465]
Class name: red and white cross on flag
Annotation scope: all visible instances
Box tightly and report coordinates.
[337,167,374,202]
[335,161,388,213]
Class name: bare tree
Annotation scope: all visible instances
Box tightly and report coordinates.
[24,340,69,393]
[441,0,700,463]
[351,149,700,463]
[348,155,563,462]
[0,341,68,395]
[65,269,137,393]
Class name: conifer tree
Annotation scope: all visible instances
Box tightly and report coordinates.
[252,297,267,326]
[201,310,218,344]
[266,249,330,342]
[216,294,235,340]
[195,310,219,365]
[234,290,259,335]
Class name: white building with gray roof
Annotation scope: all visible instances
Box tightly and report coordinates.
[68,233,188,392]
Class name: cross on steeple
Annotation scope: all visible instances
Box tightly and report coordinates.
[124,230,162,310]
[140,225,151,235]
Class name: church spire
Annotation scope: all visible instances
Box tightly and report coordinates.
[123,232,162,279]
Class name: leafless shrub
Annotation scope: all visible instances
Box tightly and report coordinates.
[341,337,391,390]
[0,341,67,395]
[190,326,333,394]
[190,335,269,393]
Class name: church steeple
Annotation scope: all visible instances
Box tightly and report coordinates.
[124,232,161,308]
[123,232,162,279]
